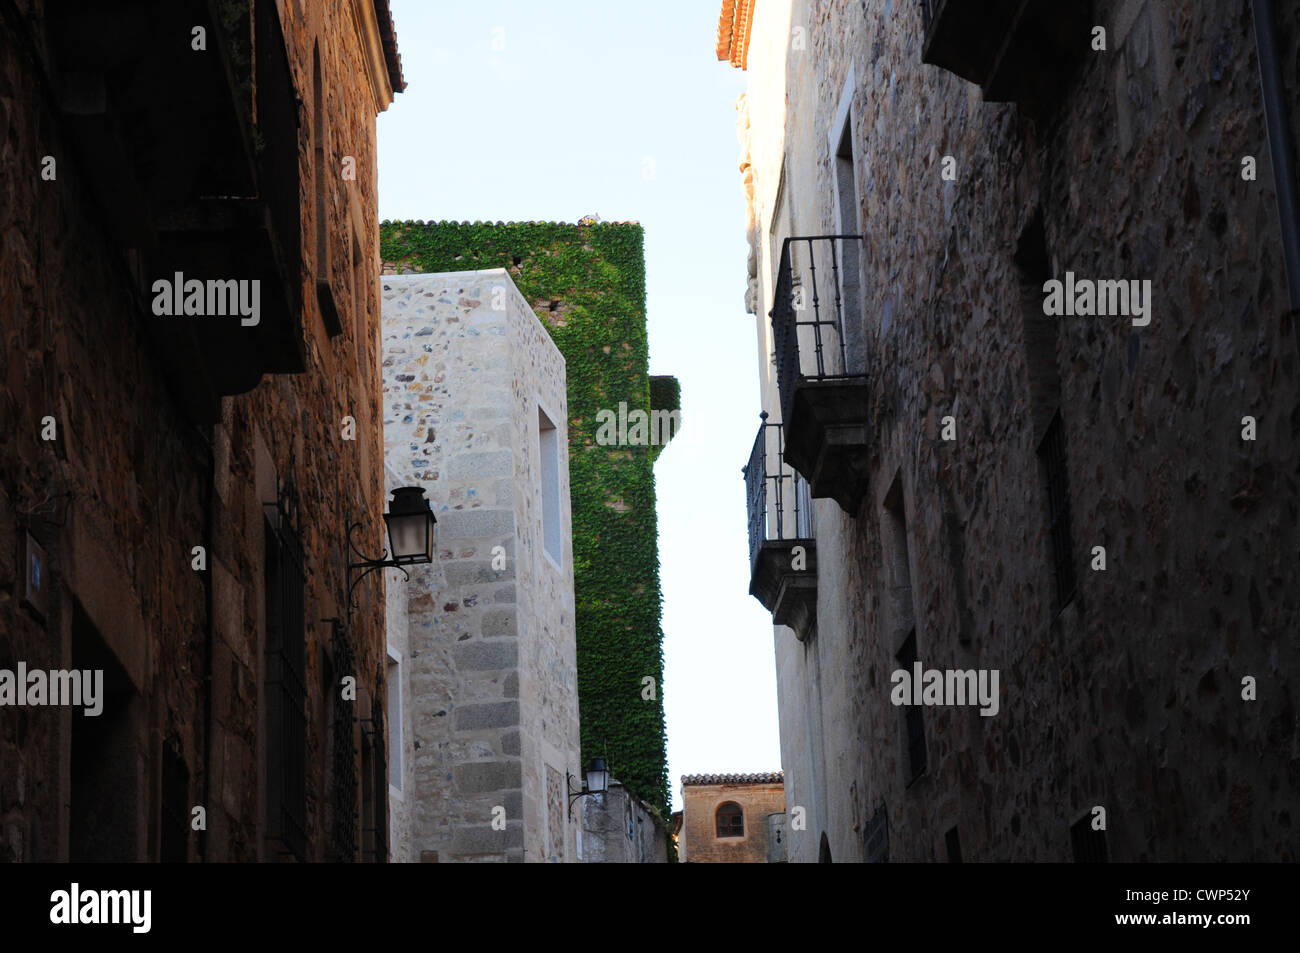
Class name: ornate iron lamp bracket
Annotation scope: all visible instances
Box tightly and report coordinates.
[346,520,410,611]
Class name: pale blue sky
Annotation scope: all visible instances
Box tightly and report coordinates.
[377,0,780,811]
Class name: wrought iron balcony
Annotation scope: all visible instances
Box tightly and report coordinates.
[920,0,1092,117]
[770,235,870,514]
[744,413,817,641]
[42,0,305,422]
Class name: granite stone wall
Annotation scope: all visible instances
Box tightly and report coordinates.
[381,270,580,862]
[379,222,675,818]
[576,780,670,863]
[1,0,399,861]
[736,0,1300,862]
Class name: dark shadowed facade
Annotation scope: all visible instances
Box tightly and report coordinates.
[724,0,1300,861]
[0,0,403,861]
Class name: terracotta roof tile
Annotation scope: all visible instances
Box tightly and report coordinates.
[374,0,406,93]
[682,771,784,786]
[715,0,757,70]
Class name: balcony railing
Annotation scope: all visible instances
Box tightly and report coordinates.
[42,0,305,422]
[743,413,817,641]
[770,236,871,514]
[771,235,860,423]
[252,0,305,371]
[920,0,1092,117]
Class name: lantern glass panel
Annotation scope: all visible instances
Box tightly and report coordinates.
[387,512,430,563]
[586,760,609,794]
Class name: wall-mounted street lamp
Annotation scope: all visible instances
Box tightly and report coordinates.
[347,486,436,609]
[567,757,610,819]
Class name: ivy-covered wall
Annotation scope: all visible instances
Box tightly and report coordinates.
[379,220,675,818]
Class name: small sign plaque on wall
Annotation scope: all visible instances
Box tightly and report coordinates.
[22,532,49,621]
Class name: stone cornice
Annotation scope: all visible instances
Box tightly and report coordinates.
[351,0,405,113]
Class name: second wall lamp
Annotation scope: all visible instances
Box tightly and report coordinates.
[348,486,436,610]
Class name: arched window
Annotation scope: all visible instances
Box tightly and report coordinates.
[716,801,744,838]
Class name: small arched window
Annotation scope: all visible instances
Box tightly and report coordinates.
[716,801,744,838]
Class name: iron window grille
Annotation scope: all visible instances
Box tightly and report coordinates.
[945,826,963,863]
[254,0,302,320]
[1071,815,1108,863]
[897,631,927,783]
[371,687,389,862]
[264,479,307,862]
[1038,409,1077,612]
[160,738,189,863]
[360,689,389,863]
[328,618,358,862]
[769,235,865,428]
[864,804,890,862]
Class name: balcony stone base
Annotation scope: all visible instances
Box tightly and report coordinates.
[783,377,870,515]
[750,539,817,642]
[923,0,1092,118]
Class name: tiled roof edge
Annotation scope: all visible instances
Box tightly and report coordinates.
[374,0,407,92]
[380,219,643,227]
[682,771,785,786]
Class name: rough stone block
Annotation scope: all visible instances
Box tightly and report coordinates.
[453,640,517,671]
[436,508,515,540]
[451,822,523,853]
[444,558,514,586]
[481,608,517,637]
[454,760,522,794]
[454,700,520,731]
[448,450,513,479]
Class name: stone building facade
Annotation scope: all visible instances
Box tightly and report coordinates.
[381,270,581,863]
[1,0,403,861]
[678,773,786,863]
[380,222,679,820]
[722,0,1300,862]
[576,778,670,863]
